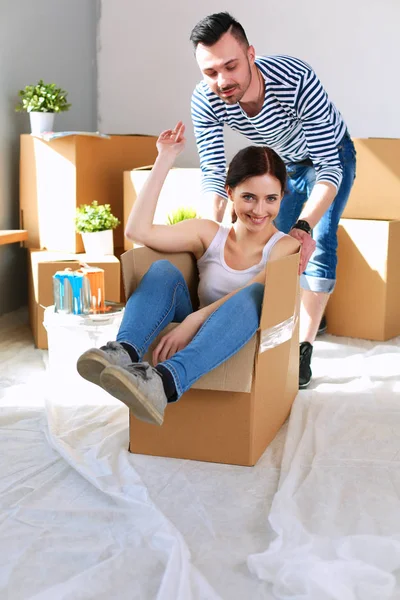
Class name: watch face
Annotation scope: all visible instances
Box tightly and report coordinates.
[297,220,311,233]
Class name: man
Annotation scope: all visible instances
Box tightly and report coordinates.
[190,12,356,388]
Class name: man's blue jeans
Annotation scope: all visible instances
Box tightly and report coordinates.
[116,260,263,399]
[274,131,357,293]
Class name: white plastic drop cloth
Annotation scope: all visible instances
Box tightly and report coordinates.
[1,308,400,599]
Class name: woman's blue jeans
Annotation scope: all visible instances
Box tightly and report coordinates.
[116,260,263,399]
[274,131,357,293]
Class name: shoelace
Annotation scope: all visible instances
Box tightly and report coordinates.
[101,341,126,354]
[124,362,154,381]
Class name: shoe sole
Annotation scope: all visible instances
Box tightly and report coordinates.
[317,326,327,336]
[100,366,163,426]
[299,380,311,389]
[76,349,113,386]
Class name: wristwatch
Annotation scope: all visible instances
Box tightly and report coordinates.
[292,219,312,235]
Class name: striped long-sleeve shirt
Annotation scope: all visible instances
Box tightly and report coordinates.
[191,55,347,199]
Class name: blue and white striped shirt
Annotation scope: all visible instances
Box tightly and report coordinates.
[191,55,347,199]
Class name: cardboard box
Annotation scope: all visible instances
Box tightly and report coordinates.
[342,139,400,220]
[123,167,210,251]
[326,219,400,341]
[28,250,121,349]
[121,246,300,466]
[20,134,158,253]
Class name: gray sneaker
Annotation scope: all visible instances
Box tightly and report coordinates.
[100,362,167,426]
[77,341,132,387]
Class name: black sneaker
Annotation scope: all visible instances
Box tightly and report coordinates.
[299,342,313,389]
[317,314,327,336]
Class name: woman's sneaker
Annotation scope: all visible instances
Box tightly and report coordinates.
[100,362,168,426]
[77,341,132,387]
[299,341,313,389]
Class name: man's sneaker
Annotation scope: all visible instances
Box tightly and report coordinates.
[317,315,327,336]
[77,341,132,387]
[100,362,167,426]
[299,341,313,389]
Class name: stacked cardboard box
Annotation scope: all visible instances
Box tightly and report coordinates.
[326,138,400,341]
[20,134,158,253]
[20,133,158,346]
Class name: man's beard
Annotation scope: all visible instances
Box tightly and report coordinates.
[217,85,242,104]
[217,60,252,105]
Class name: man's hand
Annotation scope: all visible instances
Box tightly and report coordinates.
[289,228,316,274]
[212,194,227,223]
[153,312,203,364]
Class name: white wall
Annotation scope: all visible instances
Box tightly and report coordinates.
[98,0,400,168]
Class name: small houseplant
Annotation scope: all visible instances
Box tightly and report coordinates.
[75,201,120,256]
[15,79,71,134]
[167,207,198,224]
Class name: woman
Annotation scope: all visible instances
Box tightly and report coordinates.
[77,122,299,426]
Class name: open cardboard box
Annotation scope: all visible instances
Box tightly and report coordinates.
[121,246,300,466]
[123,167,213,251]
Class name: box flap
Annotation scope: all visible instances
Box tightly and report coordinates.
[121,247,199,310]
[143,323,256,393]
[128,165,153,172]
[260,252,300,332]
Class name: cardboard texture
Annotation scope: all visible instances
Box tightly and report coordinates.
[342,139,400,220]
[28,250,121,349]
[123,167,208,251]
[121,246,300,466]
[326,219,400,341]
[20,134,158,253]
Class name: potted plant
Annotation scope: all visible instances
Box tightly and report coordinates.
[75,201,120,256]
[167,206,199,224]
[15,79,71,134]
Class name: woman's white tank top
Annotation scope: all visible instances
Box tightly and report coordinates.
[197,225,287,307]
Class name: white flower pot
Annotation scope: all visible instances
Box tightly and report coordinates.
[29,111,55,134]
[81,229,114,256]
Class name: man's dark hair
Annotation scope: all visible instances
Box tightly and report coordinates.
[190,12,249,49]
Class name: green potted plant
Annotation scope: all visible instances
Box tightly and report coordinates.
[75,201,120,256]
[15,79,71,134]
[167,206,199,224]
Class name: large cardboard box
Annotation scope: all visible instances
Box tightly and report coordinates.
[123,167,212,251]
[121,246,300,466]
[20,134,158,253]
[28,250,121,349]
[326,219,400,341]
[342,139,400,220]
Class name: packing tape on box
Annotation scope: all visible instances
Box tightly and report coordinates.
[259,314,297,353]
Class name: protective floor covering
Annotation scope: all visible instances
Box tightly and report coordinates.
[1,308,400,600]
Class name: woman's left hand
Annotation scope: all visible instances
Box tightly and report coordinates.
[153,312,203,364]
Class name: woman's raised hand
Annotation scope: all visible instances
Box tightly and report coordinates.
[156,121,186,157]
